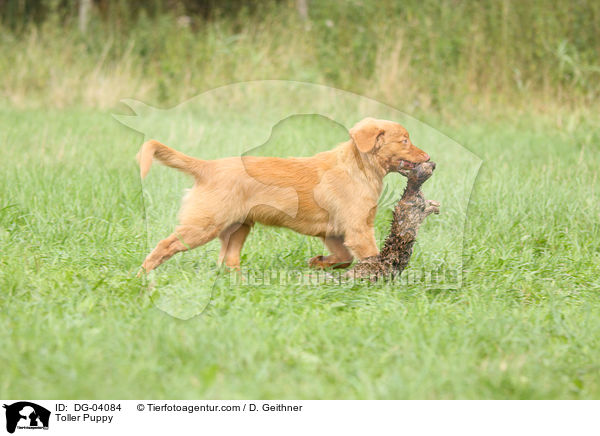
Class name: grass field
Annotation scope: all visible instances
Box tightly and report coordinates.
[1,106,599,399]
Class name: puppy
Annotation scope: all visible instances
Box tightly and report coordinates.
[137,117,430,272]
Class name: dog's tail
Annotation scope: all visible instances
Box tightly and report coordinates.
[137,140,204,179]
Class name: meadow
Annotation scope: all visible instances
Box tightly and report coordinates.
[1,0,600,399]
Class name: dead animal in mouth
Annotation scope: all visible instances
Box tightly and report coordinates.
[349,161,440,281]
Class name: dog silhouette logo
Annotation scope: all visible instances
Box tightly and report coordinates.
[3,402,50,434]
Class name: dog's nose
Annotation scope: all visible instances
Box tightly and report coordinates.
[424,153,430,162]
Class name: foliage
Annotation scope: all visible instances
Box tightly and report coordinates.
[1,0,599,111]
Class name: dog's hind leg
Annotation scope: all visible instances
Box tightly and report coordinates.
[140,223,220,273]
[218,222,252,269]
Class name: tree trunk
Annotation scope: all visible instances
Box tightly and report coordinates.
[79,0,92,34]
[296,0,309,21]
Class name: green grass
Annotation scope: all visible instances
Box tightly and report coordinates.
[1,107,599,399]
[2,0,599,111]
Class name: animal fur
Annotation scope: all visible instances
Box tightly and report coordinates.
[137,117,430,272]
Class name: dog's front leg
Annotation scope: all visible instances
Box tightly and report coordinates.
[344,227,379,260]
[308,236,354,269]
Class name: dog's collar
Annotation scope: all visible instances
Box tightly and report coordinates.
[351,141,367,173]
[350,141,387,182]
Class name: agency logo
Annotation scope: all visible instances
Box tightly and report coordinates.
[3,402,50,434]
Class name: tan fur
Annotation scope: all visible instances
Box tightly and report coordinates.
[138,118,430,272]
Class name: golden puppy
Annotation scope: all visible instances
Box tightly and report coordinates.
[137,117,430,272]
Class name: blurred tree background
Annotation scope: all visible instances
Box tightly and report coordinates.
[1,0,599,113]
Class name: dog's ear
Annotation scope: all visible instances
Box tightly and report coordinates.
[349,118,384,153]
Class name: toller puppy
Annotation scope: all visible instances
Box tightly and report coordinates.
[137,117,430,272]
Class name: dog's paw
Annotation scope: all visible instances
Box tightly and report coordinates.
[308,255,352,269]
[308,255,325,268]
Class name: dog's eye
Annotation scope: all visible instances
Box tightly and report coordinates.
[401,139,409,144]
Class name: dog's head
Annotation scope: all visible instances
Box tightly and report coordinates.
[349,118,430,174]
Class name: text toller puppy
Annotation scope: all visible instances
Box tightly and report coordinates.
[137,118,430,272]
